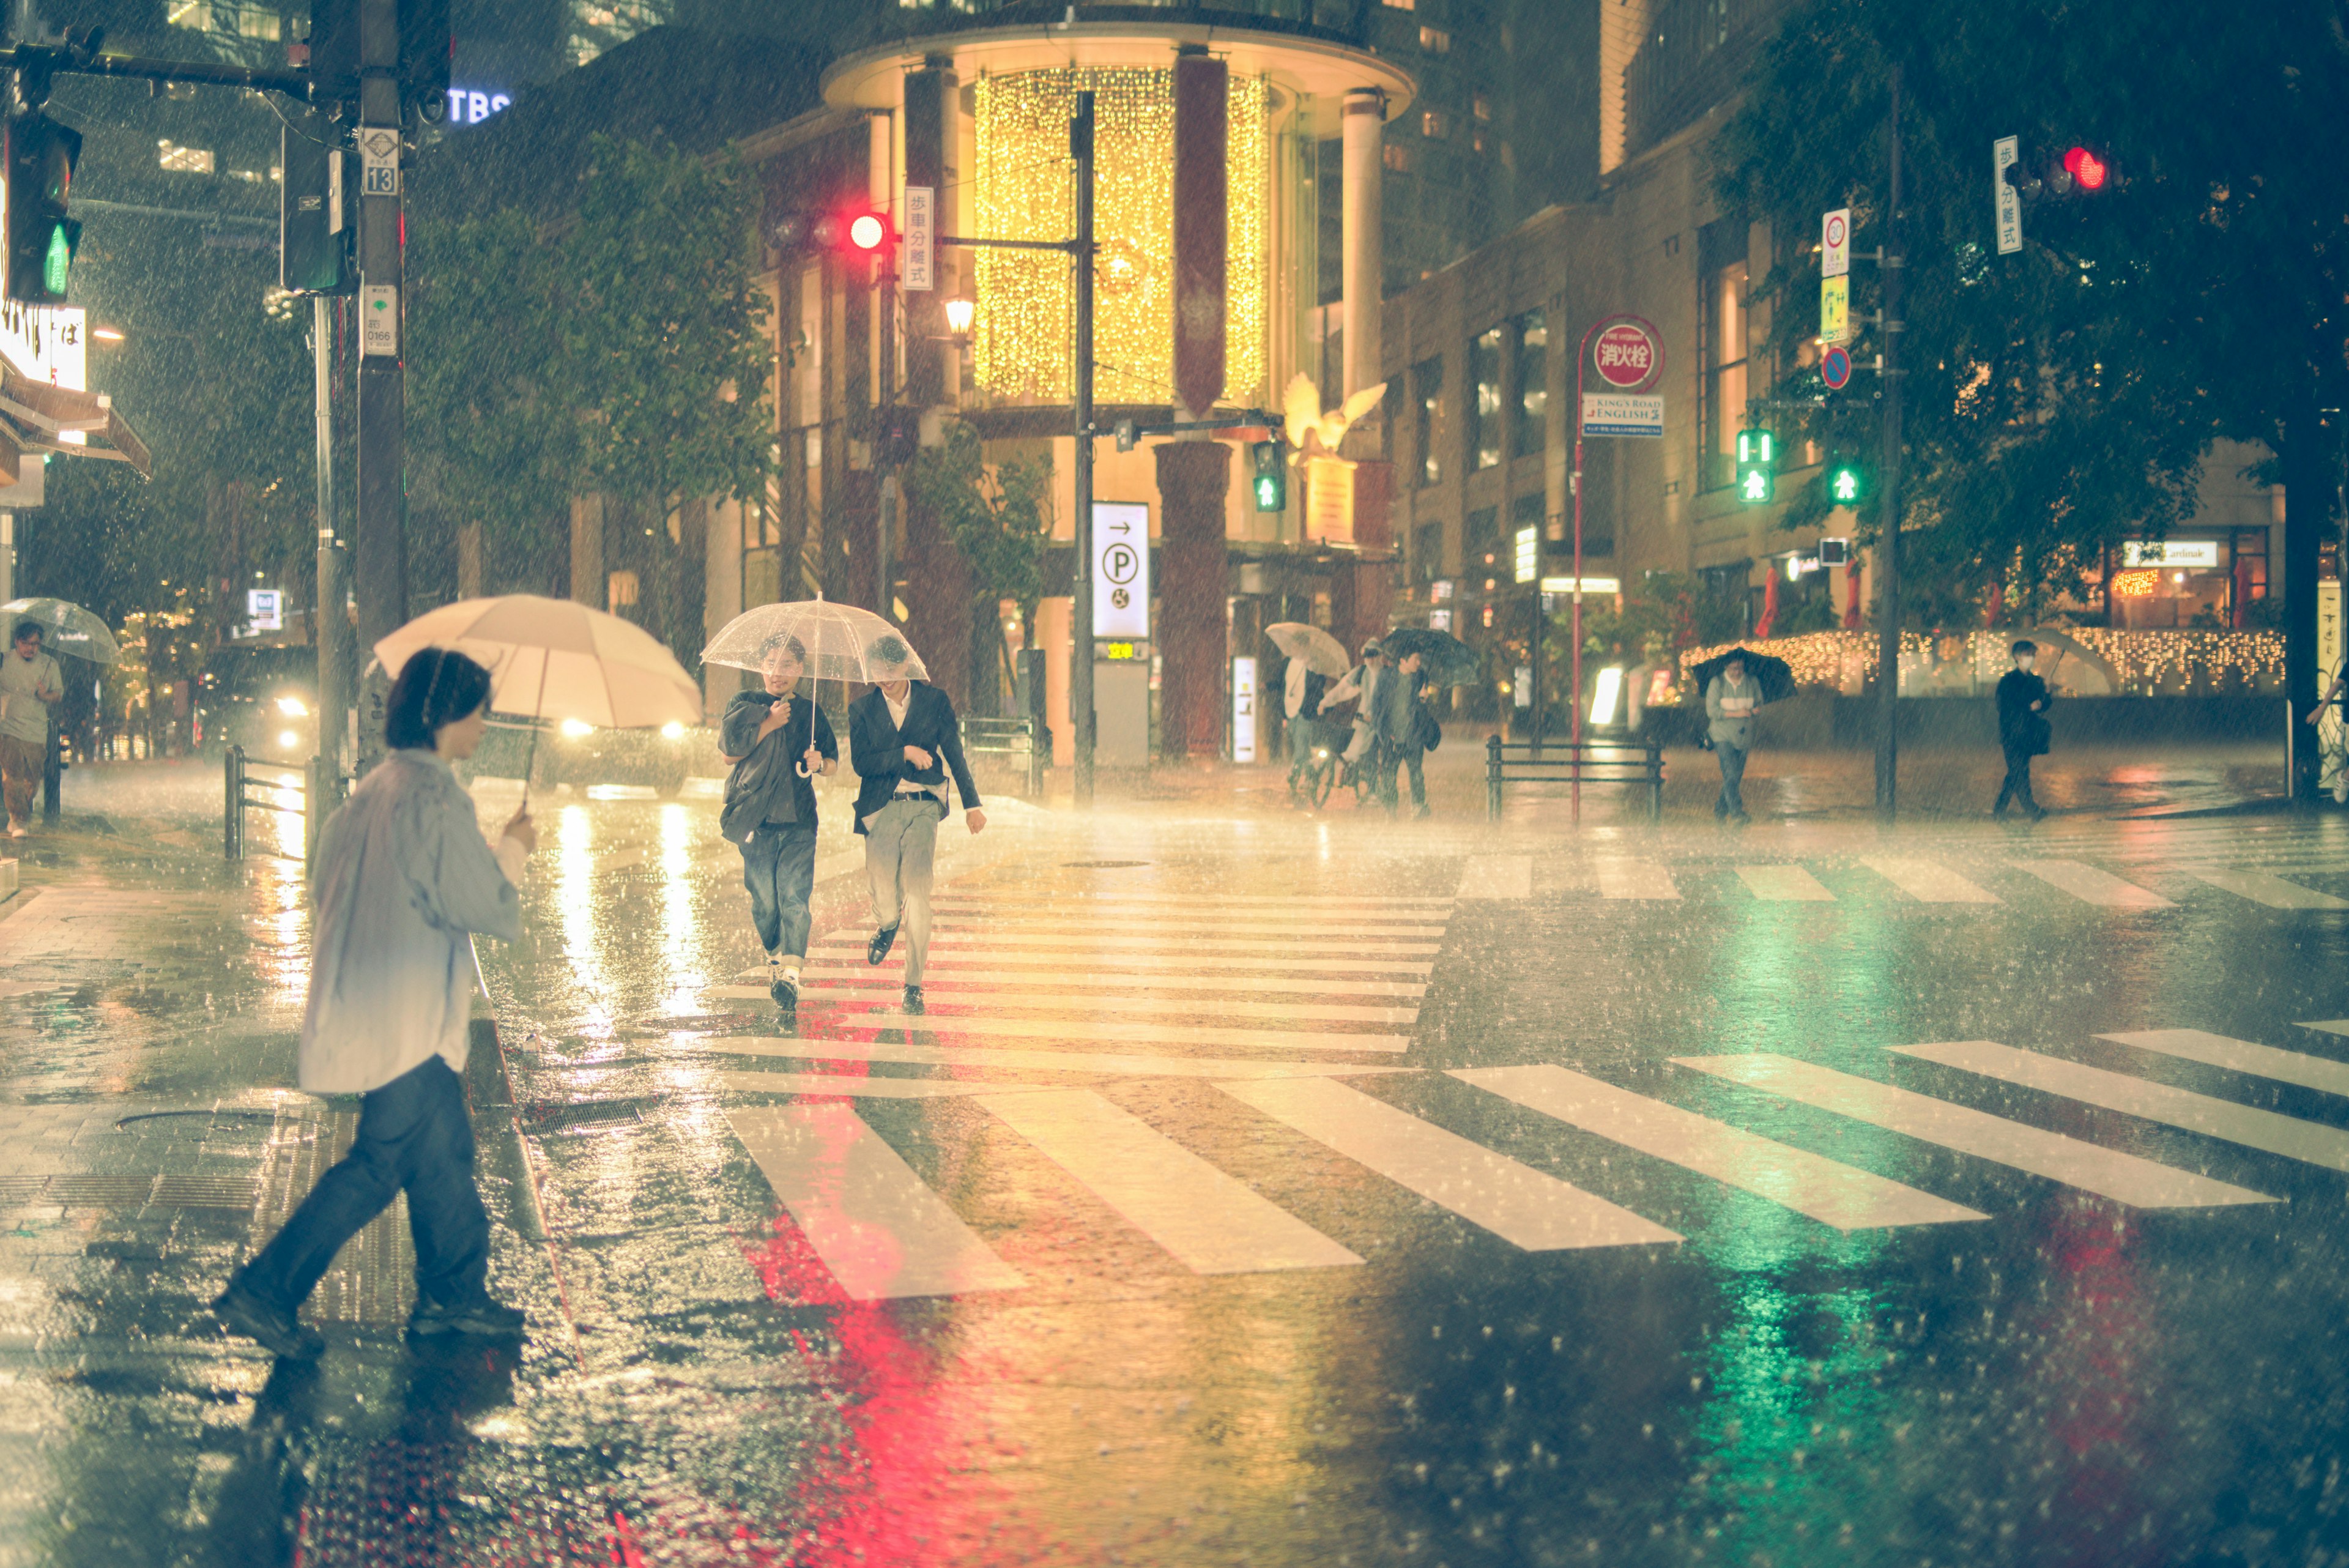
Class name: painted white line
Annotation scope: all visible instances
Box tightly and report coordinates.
[922,916,1452,938]
[1737,865,1836,902]
[978,1088,1362,1274]
[812,932,1441,957]
[1217,1077,1681,1251]
[1671,1053,2273,1208]
[721,1071,1057,1099]
[704,984,1417,1025]
[1894,1039,2349,1173]
[704,1036,1412,1082]
[1450,1065,1982,1231]
[741,966,1429,1000]
[2007,860,2175,909]
[1858,856,2000,904]
[804,948,1435,978]
[809,1010,1409,1055]
[1595,860,1679,901]
[1457,855,1534,901]
[933,893,1455,910]
[2188,869,2349,910]
[2305,1020,2349,1042]
[2107,1028,2349,1098]
[724,1104,1024,1299]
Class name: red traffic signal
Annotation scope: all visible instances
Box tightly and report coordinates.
[2063,146,2108,192]
[768,206,896,258]
[847,212,888,252]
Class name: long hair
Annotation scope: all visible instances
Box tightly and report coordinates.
[384,648,494,750]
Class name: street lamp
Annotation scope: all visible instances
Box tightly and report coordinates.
[943,297,974,336]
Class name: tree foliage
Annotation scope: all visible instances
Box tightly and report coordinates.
[904,420,1056,634]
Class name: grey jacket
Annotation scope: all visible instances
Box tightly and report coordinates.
[1705,674,1764,749]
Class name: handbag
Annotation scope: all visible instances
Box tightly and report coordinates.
[719,699,800,844]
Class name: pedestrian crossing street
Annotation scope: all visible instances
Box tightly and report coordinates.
[681,887,2349,1301]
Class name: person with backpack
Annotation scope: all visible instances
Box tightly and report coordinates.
[1994,638,2052,821]
[1283,654,1330,798]
[719,639,839,1008]
[1376,650,1434,819]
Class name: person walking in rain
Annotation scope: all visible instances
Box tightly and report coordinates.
[1994,638,2052,820]
[210,648,535,1359]
[0,620,61,839]
[1327,639,1387,768]
[1375,649,1433,819]
[1283,652,1329,797]
[719,638,838,1008]
[1705,653,1762,826]
[850,664,984,1014]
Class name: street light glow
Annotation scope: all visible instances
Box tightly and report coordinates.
[944,297,975,335]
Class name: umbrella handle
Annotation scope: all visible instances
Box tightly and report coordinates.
[519,652,551,811]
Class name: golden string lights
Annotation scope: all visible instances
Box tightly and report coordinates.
[971,67,1267,406]
[1678,627,2287,696]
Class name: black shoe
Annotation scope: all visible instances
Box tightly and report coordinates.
[408,1296,527,1338]
[770,972,799,1008]
[902,984,924,1014]
[867,924,899,966]
[211,1283,325,1361]
[1730,811,1752,827]
[1993,804,2010,819]
[2024,804,2047,822]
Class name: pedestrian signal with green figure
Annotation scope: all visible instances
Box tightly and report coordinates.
[1735,429,1775,505]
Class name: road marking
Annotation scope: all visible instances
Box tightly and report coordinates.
[811,932,1441,957]
[1893,1039,2349,1173]
[1671,1053,2274,1208]
[809,947,1434,978]
[743,966,1429,1000]
[1457,855,1533,900]
[1449,1065,1983,1231]
[1217,1077,1681,1250]
[1858,856,2000,904]
[706,984,1418,1026]
[804,1010,1409,1055]
[724,1104,1024,1299]
[721,1072,1059,1099]
[934,893,1456,910]
[978,1088,1362,1274]
[2007,860,2175,909]
[2186,869,2349,910]
[2105,1028,2349,1098]
[1596,860,1680,901]
[704,1036,1412,1082]
[929,916,1452,938]
[2306,1020,2349,1042]
[1736,865,1836,902]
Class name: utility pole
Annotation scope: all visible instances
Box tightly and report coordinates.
[352,0,406,771]
[877,253,898,620]
[1874,64,1906,823]
[1071,89,1097,807]
[310,295,349,858]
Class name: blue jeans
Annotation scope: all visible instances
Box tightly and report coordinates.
[234,1056,489,1314]
[1715,743,1749,818]
[741,820,818,959]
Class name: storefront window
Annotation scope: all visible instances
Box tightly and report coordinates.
[1513,310,1547,459]
[1698,218,1749,494]
[1414,356,1444,488]
[1469,327,1504,470]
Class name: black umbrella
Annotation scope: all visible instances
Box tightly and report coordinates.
[1687,647,1797,704]
[1379,626,1478,686]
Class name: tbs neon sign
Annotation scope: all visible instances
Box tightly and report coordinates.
[444,88,513,126]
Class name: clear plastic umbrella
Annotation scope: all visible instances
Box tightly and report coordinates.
[1265,622,1351,677]
[702,598,927,684]
[1,598,120,664]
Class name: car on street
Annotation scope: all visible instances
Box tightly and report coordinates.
[195,644,317,763]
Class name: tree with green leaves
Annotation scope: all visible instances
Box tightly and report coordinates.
[904,420,1057,650]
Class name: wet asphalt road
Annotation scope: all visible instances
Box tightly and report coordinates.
[5,767,2349,1567]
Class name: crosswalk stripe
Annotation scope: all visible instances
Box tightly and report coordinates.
[703,1036,1412,1081]
[721,1071,1057,1099]
[1457,855,1533,900]
[1737,865,1836,902]
[2186,869,2349,910]
[1893,1039,2349,1173]
[978,1088,1364,1273]
[2306,1020,2349,1042]
[1449,1065,1983,1231]
[2008,860,2175,908]
[2103,1028,2349,1098]
[744,967,1429,1000]
[811,947,1433,978]
[927,916,1452,937]
[933,893,1456,910]
[812,932,1441,957]
[1858,856,2000,904]
[705,984,1417,1025]
[796,1010,1409,1054]
[1671,1053,2274,1208]
[1217,1077,1681,1250]
[1597,860,1680,901]
[724,1104,1025,1299]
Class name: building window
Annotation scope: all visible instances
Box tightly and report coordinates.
[158,141,215,173]
[1468,506,1499,562]
[1513,310,1548,460]
[1414,521,1443,584]
[606,570,640,609]
[1419,25,1450,53]
[1414,356,1444,488]
[1510,491,1546,554]
[1421,110,1449,139]
[1469,326,1504,471]
[1698,218,1750,494]
[1382,0,1414,7]
[1472,93,1493,122]
[1472,131,1488,155]
[1384,142,1412,174]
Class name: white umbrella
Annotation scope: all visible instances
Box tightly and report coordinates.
[2,597,120,664]
[1265,622,1350,678]
[702,598,927,685]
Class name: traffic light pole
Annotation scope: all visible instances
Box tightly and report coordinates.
[1874,65,1906,823]
[310,294,349,860]
[877,250,897,623]
[1070,91,1097,808]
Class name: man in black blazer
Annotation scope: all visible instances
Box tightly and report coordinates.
[848,675,985,1011]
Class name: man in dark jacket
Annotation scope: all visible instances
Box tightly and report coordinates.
[1375,651,1433,818]
[849,674,985,1012]
[719,639,839,1007]
[1994,639,2052,820]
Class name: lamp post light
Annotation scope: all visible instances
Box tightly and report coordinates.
[943,297,974,336]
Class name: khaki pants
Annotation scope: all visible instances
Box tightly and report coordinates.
[0,734,40,825]
[863,795,944,985]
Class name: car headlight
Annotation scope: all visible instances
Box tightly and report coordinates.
[560,718,596,739]
[660,721,685,740]
[275,695,309,718]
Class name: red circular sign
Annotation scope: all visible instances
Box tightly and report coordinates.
[1824,212,1847,251]
[1591,317,1663,392]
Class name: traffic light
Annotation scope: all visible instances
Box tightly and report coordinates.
[1735,428,1775,505]
[280,105,349,294]
[1251,439,1286,512]
[4,113,81,305]
[769,206,895,261]
[1825,455,1866,507]
[2003,144,2117,203]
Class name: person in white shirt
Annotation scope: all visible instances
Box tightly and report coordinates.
[0,621,61,838]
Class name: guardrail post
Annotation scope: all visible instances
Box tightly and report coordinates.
[1486,733,1503,822]
[224,746,244,861]
[1646,736,1664,822]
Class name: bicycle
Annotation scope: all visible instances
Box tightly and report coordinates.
[1288,717,1340,809]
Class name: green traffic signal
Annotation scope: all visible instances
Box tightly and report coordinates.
[1734,428,1775,505]
[42,225,72,297]
[1250,439,1286,513]
[1828,463,1864,505]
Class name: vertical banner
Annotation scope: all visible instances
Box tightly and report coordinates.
[902,186,934,292]
[1091,501,1151,638]
[1171,53,1228,421]
[1993,136,2022,255]
[1232,656,1258,762]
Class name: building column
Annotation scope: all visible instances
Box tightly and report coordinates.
[1156,442,1231,760]
[1341,88,1386,399]
[569,495,604,606]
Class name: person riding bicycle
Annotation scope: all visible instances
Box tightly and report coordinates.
[1284,654,1332,795]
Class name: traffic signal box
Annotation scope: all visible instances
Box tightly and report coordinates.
[1250,439,1286,512]
[4,113,81,306]
[280,104,349,294]
[771,206,894,261]
[2003,145,2116,203]
[1735,428,1775,505]
[1827,456,1866,507]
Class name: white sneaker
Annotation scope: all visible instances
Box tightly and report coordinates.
[6,823,24,839]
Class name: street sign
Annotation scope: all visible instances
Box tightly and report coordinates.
[247,588,283,631]
[1091,500,1149,638]
[359,284,398,357]
[357,126,399,198]
[1820,274,1850,347]
[1589,316,1663,393]
[1820,344,1852,390]
[1821,207,1850,278]
[1514,524,1538,585]
[1232,656,1257,763]
[902,184,933,292]
[1993,136,2022,255]
[1580,392,1663,438]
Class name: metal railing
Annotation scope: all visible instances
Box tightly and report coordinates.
[1486,734,1665,823]
[960,715,1048,801]
[224,745,305,861]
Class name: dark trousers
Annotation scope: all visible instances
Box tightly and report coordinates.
[1715,743,1750,818]
[740,820,818,959]
[1995,746,2038,814]
[1377,740,1426,812]
[234,1057,489,1315]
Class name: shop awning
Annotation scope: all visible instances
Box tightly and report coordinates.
[0,363,152,481]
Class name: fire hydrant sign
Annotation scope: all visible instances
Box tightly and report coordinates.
[1590,318,1663,393]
